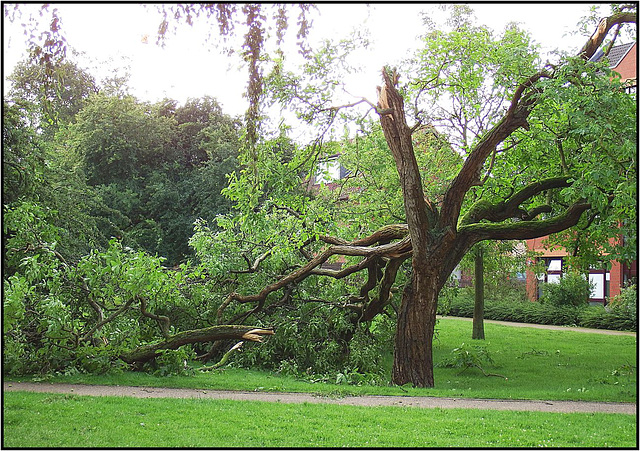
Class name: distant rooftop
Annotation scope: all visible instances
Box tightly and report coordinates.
[589,42,635,68]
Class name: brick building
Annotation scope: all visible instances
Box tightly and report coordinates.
[525,43,637,304]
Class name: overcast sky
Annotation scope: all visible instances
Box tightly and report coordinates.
[4,3,603,117]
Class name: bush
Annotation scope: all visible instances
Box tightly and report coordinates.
[578,306,637,331]
[607,283,637,316]
[540,272,591,307]
[439,291,636,332]
[441,296,580,326]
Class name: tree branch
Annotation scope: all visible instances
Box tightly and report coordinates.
[437,10,635,231]
[458,201,591,243]
[461,176,573,226]
[230,249,272,274]
[138,296,171,339]
[217,227,412,320]
[119,325,274,364]
[579,11,637,60]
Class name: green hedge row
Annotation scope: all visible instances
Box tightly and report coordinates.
[439,297,637,332]
[577,306,637,332]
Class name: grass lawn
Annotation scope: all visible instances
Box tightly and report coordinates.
[7,317,636,403]
[3,391,637,448]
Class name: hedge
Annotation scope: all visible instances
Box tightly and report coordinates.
[439,297,636,332]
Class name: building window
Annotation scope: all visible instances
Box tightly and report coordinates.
[588,262,611,304]
[314,157,348,184]
[541,258,563,283]
[537,257,563,299]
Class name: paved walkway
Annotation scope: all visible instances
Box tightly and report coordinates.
[4,382,636,414]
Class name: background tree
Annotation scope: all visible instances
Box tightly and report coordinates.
[63,92,241,264]
[458,240,529,340]
[7,58,98,138]
[2,101,45,206]
[472,245,485,340]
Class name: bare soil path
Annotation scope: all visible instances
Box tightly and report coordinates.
[4,381,636,414]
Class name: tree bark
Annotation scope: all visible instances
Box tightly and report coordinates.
[391,270,440,387]
[472,247,485,340]
[378,67,444,388]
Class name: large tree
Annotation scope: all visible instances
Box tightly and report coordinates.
[7,58,98,138]
[217,7,636,387]
[375,10,634,386]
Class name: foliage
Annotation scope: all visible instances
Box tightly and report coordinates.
[60,92,241,264]
[517,54,637,265]
[7,58,97,137]
[4,100,105,259]
[579,304,637,331]
[607,283,637,316]
[2,100,45,205]
[330,123,462,230]
[408,8,540,152]
[436,342,500,378]
[458,241,529,292]
[143,347,196,377]
[540,271,592,307]
[2,203,193,375]
[441,292,637,332]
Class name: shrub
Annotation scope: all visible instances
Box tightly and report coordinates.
[440,294,635,331]
[608,284,637,316]
[579,305,637,331]
[540,271,591,307]
[442,296,580,326]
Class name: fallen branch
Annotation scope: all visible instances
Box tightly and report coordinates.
[199,341,244,371]
[119,325,274,365]
[457,364,508,380]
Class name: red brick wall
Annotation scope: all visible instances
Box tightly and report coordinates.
[614,43,637,82]
[609,260,624,298]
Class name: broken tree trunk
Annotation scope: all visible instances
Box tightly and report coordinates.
[119,325,274,365]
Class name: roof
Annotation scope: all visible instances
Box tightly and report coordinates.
[589,42,635,68]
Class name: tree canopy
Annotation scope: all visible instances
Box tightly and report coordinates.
[3,4,636,387]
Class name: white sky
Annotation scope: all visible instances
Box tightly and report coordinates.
[3,2,602,118]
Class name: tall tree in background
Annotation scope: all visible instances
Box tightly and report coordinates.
[64,93,241,264]
[7,58,98,138]
[472,245,485,340]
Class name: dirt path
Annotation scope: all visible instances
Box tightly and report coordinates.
[4,382,636,414]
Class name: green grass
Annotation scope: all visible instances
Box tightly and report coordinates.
[8,317,635,402]
[3,391,637,448]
